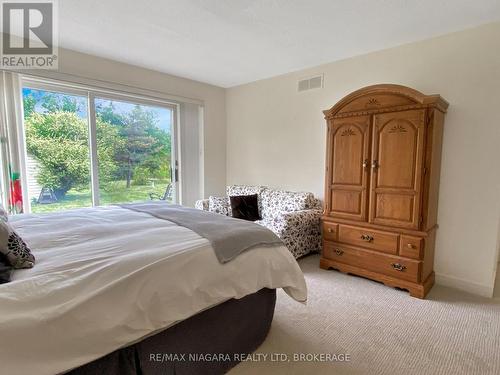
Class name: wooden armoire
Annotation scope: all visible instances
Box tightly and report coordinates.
[320,84,448,298]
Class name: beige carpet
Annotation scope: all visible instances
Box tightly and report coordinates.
[230,254,500,375]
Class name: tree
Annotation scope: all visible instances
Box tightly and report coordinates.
[113,105,166,188]
[96,101,125,126]
[142,124,171,180]
[23,95,36,119]
[41,93,82,113]
[96,118,127,187]
[25,112,122,198]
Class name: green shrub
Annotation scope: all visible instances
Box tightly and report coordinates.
[132,167,150,186]
[25,112,123,198]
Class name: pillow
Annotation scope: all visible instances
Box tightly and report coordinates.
[208,196,231,216]
[0,252,13,284]
[226,185,266,197]
[230,194,261,221]
[0,221,35,269]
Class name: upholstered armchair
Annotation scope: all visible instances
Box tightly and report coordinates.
[195,185,322,259]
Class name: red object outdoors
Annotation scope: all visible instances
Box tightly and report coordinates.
[9,177,23,213]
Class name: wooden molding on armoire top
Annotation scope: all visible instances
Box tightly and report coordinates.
[323,84,449,120]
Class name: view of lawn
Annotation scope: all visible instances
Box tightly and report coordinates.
[31,179,171,213]
[22,88,173,214]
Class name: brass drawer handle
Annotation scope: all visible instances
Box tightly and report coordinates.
[334,248,344,256]
[327,227,333,233]
[360,234,374,242]
[391,263,407,272]
[407,243,415,249]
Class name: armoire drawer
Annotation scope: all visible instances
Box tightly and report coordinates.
[338,224,399,255]
[322,222,338,241]
[323,241,421,283]
[399,235,424,259]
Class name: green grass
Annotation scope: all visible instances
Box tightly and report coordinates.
[31,180,171,213]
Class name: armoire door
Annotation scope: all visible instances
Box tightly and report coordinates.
[369,109,426,229]
[328,115,370,221]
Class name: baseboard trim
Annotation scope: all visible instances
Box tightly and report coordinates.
[435,272,493,298]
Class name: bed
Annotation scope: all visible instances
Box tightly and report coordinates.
[0,203,307,375]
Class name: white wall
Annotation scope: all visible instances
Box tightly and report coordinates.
[226,22,500,297]
[24,47,227,201]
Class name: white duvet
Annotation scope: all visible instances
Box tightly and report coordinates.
[0,205,307,375]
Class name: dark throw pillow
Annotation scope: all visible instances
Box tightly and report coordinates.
[230,194,261,221]
[0,252,13,284]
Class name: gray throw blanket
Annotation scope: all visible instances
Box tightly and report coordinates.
[119,202,282,263]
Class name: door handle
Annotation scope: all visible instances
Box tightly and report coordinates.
[171,160,179,182]
[371,160,379,169]
[362,159,369,169]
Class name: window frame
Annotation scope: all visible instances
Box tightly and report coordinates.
[20,76,180,212]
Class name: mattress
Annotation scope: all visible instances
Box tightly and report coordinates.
[0,205,307,375]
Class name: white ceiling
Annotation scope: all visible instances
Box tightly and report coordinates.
[59,0,500,87]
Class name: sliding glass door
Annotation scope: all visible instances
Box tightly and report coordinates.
[95,97,174,205]
[20,80,178,213]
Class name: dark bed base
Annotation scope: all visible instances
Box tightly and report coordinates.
[67,288,276,375]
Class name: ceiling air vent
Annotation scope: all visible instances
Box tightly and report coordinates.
[298,74,323,92]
